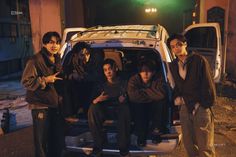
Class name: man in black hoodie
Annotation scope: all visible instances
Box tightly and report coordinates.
[167,34,216,157]
[21,32,65,157]
[127,58,166,147]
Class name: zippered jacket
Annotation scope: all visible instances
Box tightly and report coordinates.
[21,48,62,108]
[169,53,216,112]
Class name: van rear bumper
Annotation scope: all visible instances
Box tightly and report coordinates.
[65,125,182,156]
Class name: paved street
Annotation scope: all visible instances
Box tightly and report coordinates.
[0,78,31,132]
[0,126,34,157]
[0,79,236,157]
[0,78,34,157]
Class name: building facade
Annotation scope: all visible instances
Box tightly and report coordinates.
[0,0,85,77]
[1,0,235,80]
[0,0,33,76]
[196,0,236,80]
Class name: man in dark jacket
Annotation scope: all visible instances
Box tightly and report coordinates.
[21,32,65,157]
[88,59,130,157]
[127,58,166,147]
[63,42,103,122]
[167,34,216,157]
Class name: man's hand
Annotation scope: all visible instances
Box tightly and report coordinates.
[69,70,79,80]
[174,97,184,106]
[45,72,63,83]
[93,91,108,104]
[118,94,126,103]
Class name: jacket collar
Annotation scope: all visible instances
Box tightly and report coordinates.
[40,47,62,72]
[175,51,195,65]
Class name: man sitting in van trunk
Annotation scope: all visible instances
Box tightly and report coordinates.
[127,58,166,147]
[63,42,103,122]
[88,59,131,157]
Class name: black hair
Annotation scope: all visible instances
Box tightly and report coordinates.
[137,58,156,72]
[102,58,117,70]
[42,31,61,44]
[167,33,187,48]
[72,42,91,53]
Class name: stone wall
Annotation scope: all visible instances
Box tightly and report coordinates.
[226,0,236,80]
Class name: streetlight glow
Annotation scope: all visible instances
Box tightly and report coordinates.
[145,8,157,13]
[145,8,151,13]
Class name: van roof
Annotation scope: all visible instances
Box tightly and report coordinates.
[72,25,162,41]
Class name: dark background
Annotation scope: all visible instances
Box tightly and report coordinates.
[84,0,195,34]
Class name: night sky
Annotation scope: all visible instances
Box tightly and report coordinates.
[87,0,195,34]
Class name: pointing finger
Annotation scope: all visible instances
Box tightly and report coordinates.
[54,72,60,76]
[55,77,63,80]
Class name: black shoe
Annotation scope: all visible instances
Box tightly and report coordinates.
[152,128,161,135]
[120,153,131,157]
[90,148,103,157]
[151,129,162,144]
[90,151,103,157]
[152,135,162,144]
[137,139,146,147]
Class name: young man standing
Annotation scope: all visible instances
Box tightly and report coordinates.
[127,58,166,147]
[21,32,65,157]
[167,34,216,157]
[88,59,130,157]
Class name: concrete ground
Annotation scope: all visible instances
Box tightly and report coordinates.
[0,79,236,157]
[0,126,34,157]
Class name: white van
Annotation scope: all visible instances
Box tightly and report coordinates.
[60,23,222,156]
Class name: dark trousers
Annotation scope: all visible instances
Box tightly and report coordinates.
[132,101,164,141]
[88,102,130,156]
[31,108,65,157]
[63,80,93,117]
